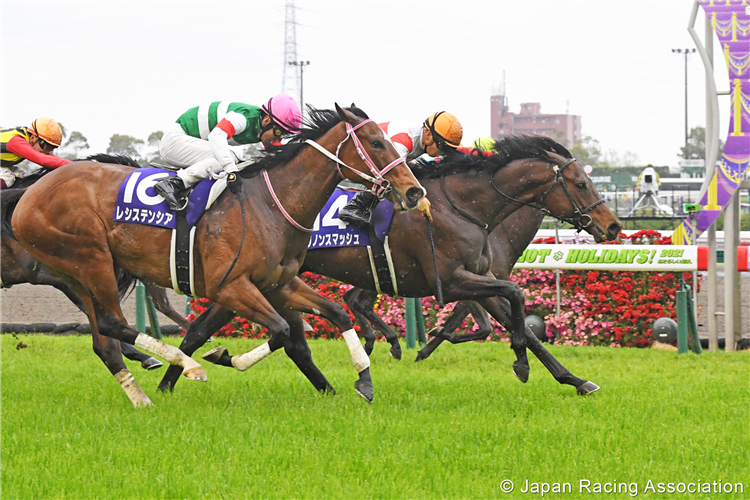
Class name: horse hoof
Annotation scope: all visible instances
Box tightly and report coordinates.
[354,367,373,403]
[390,345,402,360]
[577,381,600,396]
[135,397,153,408]
[414,350,429,363]
[427,326,445,339]
[183,366,208,382]
[202,346,227,364]
[513,362,529,383]
[364,343,374,356]
[141,357,163,370]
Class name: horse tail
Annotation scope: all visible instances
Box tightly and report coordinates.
[0,188,28,238]
[115,266,138,301]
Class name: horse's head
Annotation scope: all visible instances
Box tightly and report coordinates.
[334,104,426,211]
[503,153,621,242]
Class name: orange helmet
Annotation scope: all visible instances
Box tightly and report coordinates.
[28,117,63,147]
[424,111,463,151]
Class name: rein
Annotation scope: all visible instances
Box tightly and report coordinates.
[439,157,604,233]
[262,118,407,233]
[306,119,405,199]
[491,158,605,232]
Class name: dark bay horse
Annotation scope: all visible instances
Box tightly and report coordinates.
[297,136,620,392]
[11,105,426,403]
[344,205,547,364]
[165,135,621,395]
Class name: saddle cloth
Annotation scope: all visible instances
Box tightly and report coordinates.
[113,168,226,229]
[308,189,395,249]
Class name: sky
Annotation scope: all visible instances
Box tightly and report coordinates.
[0,0,731,169]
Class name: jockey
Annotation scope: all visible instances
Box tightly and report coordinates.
[455,136,496,157]
[338,111,463,227]
[0,118,71,188]
[153,94,302,211]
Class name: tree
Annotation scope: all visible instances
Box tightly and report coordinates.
[145,131,164,164]
[678,126,725,160]
[61,131,90,159]
[569,135,604,167]
[107,134,144,158]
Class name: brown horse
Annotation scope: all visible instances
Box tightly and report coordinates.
[11,105,425,403]
[2,183,190,408]
[164,135,620,395]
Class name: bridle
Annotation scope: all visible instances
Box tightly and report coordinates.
[441,156,604,233]
[304,119,406,199]
[491,157,605,231]
[262,118,410,233]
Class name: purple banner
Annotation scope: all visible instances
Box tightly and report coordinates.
[674,1,750,244]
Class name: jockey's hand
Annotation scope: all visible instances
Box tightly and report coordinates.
[417,197,432,222]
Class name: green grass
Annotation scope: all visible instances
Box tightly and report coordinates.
[2,335,748,499]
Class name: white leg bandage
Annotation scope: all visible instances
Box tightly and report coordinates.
[231,342,272,371]
[342,329,370,373]
[135,333,192,367]
[114,369,152,408]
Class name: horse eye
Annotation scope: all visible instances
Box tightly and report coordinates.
[576,182,586,189]
[371,140,383,149]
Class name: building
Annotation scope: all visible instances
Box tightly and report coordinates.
[490,94,581,147]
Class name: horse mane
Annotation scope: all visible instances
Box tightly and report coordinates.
[239,105,370,179]
[411,134,573,179]
[85,153,141,168]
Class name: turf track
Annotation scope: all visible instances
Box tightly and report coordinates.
[1,335,747,499]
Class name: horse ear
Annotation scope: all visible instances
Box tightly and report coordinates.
[350,102,356,108]
[335,103,354,124]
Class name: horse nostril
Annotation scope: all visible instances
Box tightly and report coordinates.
[608,222,622,240]
[406,186,425,204]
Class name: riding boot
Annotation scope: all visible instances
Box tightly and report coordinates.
[154,176,189,211]
[338,191,379,228]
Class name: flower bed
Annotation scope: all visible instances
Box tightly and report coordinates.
[189,230,696,347]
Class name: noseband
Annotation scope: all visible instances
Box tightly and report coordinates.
[305,119,406,199]
[492,157,605,231]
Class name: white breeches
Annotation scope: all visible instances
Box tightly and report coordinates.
[159,124,221,187]
[0,167,17,188]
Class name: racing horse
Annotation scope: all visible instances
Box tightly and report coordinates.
[344,205,548,363]
[2,172,191,407]
[11,105,426,403]
[164,135,621,395]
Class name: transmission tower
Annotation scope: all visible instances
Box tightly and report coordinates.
[281,0,299,101]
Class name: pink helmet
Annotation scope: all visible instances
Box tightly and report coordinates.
[262,93,302,134]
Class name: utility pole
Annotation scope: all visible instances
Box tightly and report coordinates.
[672,48,696,148]
[288,61,310,115]
[282,0,299,100]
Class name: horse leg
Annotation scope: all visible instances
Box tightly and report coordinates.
[276,307,336,395]
[143,281,191,331]
[493,298,599,395]
[119,341,163,370]
[201,277,292,372]
[415,301,491,362]
[446,271,529,382]
[355,289,403,361]
[343,288,377,356]
[345,287,402,360]
[415,301,472,362]
[53,263,207,381]
[76,293,153,408]
[272,277,372,402]
[158,302,235,392]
